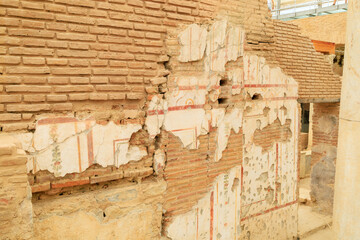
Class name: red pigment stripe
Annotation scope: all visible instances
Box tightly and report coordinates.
[210,191,214,240]
[38,117,78,125]
[240,200,297,222]
[147,104,205,116]
[86,122,94,166]
[38,117,95,125]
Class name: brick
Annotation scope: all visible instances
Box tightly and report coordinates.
[0,18,20,26]
[98,35,132,44]
[6,67,50,74]
[7,104,51,112]
[56,50,97,58]
[6,85,51,93]
[89,27,108,35]
[23,39,46,47]
[47,40,67,49]
[150,77,167,85]
[167,12,195,22]
[23,94,46,102]
[168,0,197,8]
[69,59,88,67]
[90,77,108,84]
[22,113,33,120]
[109,12,126,20]
[57,32,96,41]
[8,29,55,38]
[128,30,145,38]
[134,23,166,33]
[146,32,161,39]
[69,42,89,50]
[93,68,129,75]
[127,77,143,83]
[48,77,68,84]
[69,93,89,101]
[51,68,91,75]
[7,8,54,20]
[128,46,145,53]
[68,24,89,33]
[46,22,67,31]
[97,19,133,29]
[134,39,162,47]
[97,2,131,12]
[22,20,45,29]
[98,52,134,60]
[47,95,67,102]
[127,93,145,99]
[89,9,107,18]
[22,1,44,10]
[108,93,126,100]
[89,93,108,100]
[1,122,29,131]
[67,6,88,15]
[109,77,126,83]
[0,113,21,121]
[90,60,107,67]
[23,77,46,84]
[47,58,68,66]
[51,177,90,189]
[0,76,21,84]
[0,56,21,65]
[70,77,89,84]
[9,47,54,56]
[95,85,128,91]
[22,57,45,65]
[52,103,73,111]
[90,172,123,184]
[109,44,127,52]
[45,3,66,13]
[0,95,21,103]
[32,182,51,193]
[109,60,127,67]
[54,0,95,8]
[0,0,19,7]
[145,1,161,9]
[54,85,94,93]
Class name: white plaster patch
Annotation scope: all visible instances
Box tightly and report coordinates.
[153,149,165,175]
[13,118,144,177]
[178,24,207,62]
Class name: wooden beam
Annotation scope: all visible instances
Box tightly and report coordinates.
[311,40,336,54]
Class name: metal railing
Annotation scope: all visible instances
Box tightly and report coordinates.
[272,0,348,20]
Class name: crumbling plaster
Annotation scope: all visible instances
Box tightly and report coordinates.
[4,19,300,240]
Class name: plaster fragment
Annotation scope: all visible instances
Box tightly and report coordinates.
[178,24,207,62]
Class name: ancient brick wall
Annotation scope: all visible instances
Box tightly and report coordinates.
[0,0,341,239]
[310,102,339,213]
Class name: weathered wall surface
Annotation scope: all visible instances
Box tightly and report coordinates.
[0,136,33,240]
[311,103,339,213]
[0,0,342,239]
[33,178,166,240]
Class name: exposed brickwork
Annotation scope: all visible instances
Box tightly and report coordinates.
[163,129,243,223]
[311,103,339,167]
[274,21,342,101]
[0,0,274,131]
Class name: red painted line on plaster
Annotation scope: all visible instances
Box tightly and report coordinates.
[240,200,297,222]
[38,117,94,125]
[275,143,279,202]
[86,121,94,166]
[210,191,214,240]
[74,122,82,173]
[241,199,266,207]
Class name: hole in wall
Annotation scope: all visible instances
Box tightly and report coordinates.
[218,97,229,105]
[251,94,263,100]
[220,79,228,86]
[103,212,106,218]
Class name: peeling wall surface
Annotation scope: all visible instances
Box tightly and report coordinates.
[162,21,299,240]
[0,0,320,239]
[311,103,339,213]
